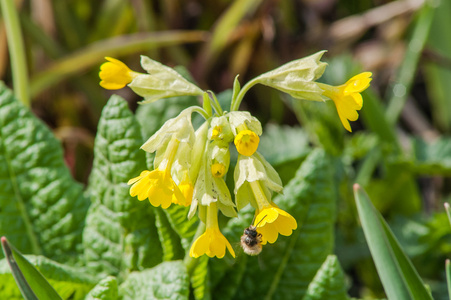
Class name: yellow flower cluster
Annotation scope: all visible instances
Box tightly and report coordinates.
[99,54,372,259]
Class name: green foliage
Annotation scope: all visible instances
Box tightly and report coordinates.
[354,185,433,300]
[85,276,118,300]
[118,261,190,300]
[0,240,96,300]
[217,149,336,300]
[83,95,162,276]
[303,255,349,300]
[0,82,89,262]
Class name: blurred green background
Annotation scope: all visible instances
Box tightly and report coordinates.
[2,0,451,298]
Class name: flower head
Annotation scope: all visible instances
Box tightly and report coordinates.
[99,57,138,90]
[234,130,260,156]
[189,202,235,258]
[254,202,297,245]
[319,72,372,132]
[128,169,185,209]
[172,171,193,206]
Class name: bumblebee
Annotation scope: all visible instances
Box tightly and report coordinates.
[240,216,266,256]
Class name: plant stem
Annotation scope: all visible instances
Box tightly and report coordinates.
[1,0,30,107]
[230,77,259,111]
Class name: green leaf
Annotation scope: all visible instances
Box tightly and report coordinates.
[0,238,97,300]
[412,137,451,175]
[258,124,310,184]
[155,208,185,261]
[83,95,162,276]
[222,149,336,299]
[291,99,345,156]
[446,260,451,300]
[353,184,433,300]
[0,82,89,262]
[424,0,451,132]
[85,276,118,300]
[119,261,189,300]
[190,255,210,300]
[303,255,349,300]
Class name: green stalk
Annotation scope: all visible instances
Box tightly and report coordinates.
[1,0,30,107]
[385,0,435,124]
[230,77,259,111]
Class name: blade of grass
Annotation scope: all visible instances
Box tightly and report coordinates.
[0,0,30,107]
[385,0,435,124]
[379,214,433,299]
[1,237,62,300]
[446,259,451,300]
[29,30,207,97]
[444,203,451,227]
[353,184,433,300]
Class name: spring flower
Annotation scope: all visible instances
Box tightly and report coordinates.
[189,202,236,258]
[317,72,372,132]
[172,171,193,206]
[234,153,283,211]
[234,129,260,156]
[128,137,186,209]
[99,57,139,90]
[253,201,297,245]
[228,111,262,156]
[128,169,185,209]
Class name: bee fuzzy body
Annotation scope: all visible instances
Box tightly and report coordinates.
[240,225,262,256]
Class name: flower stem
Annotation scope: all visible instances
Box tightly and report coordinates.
[230,77,259,111]
[1,0,30,107]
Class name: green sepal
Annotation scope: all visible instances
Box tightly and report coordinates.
[129,56,203,104]
[231,75,241,106]
[254,50,327,102]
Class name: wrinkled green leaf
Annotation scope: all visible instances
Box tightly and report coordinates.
[354,184,433,300]
[412,137,451,175]
[0,238,96,300]
[155,208,185,261]
[119,261,189,300]
[221,149,336,299]
[85,276,118,300]
[258,124,310,184]
[83,95,162,276]
[303,255,349,300]
[0,82,89,262]
[190,255,210,300]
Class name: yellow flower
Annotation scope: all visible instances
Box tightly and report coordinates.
[99,57,138,90]
[128,169,185,209]
[318,72,372,132]
[234,129,260,156]
[254,202,297,245]
[211,163,226,178]
[172,173,193,207]
[247,181,296,244]
[189,202,235,258]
